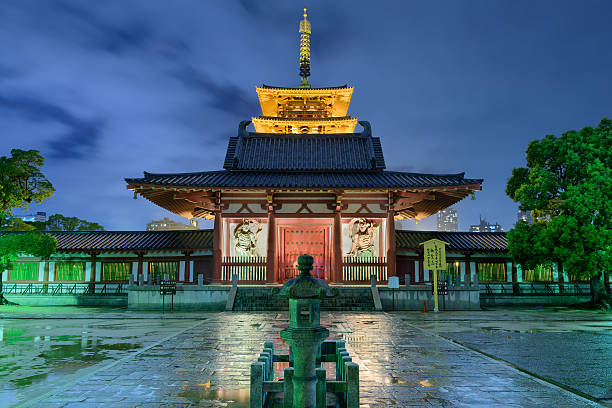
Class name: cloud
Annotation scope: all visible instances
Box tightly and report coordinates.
[56,2,152,54]
[172,66,260,119]
[0,94,103,160]
[237,0,263,17]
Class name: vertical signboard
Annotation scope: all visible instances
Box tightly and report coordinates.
[420,238,449,312]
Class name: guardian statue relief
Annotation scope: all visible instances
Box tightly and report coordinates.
[233,219,263,257]
[346,218,379,258]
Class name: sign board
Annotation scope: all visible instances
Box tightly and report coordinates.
[160,281,177,295]
[420,239,448,271]
[432,281,448,296]
[388,276,399,289]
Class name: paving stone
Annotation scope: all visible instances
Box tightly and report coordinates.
[1,309,609,407]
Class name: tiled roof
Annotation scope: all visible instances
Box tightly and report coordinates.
[259,84,349,90]
[396,231,508,252]
[3,230,504,253]
[2,230,213,252]
[126,170,482,189]
[223,132,385,171]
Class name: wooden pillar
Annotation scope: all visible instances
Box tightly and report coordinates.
[212,210,222,283]
[184,251,191,283]
[137,252,144,283]
[90,253,97,283]
[419,256,424,282]
[89,253,97,293]
[333,211,342,283]
[386,211,396,278]
[43,260,50,282]
[465,254,472,285]
[512,262,518,294]
[266,210,276,283]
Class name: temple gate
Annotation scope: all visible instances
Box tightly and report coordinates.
[126,10,482,285]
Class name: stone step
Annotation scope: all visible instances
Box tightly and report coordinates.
[232,287,375,311]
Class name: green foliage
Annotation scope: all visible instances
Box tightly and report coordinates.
[0,149,55,224]
[0,150,57,291]
[44,214,105,231]
[506,118,612,280]
[0,232,57,273]
[2,219,36,231]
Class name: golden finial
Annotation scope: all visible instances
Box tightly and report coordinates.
[299,8,311,88]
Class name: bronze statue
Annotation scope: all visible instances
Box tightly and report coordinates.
[233,219,263,257]
[346,218,379,258]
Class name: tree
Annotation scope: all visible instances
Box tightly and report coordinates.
[0,149,57,305]
[44,214,104,231]
[0,149,55,226]
[506,118,611,308]
[2,218,36,231]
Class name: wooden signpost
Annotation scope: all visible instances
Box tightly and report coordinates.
[420,239,449,312]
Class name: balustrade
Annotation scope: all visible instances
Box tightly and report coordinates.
[342,256,387,283]
[221,256,267,282]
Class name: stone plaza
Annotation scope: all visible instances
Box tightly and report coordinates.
[1,307,610,407]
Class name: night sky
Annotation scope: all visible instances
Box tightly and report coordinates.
[2,1,611,231]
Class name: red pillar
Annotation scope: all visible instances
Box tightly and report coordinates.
[266,211,276,283]
[386,211,396,278]
[212,211,222,283]
[333,211,342,283]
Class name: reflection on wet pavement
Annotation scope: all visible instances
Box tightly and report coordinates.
[0,307,609,407]
[0,317,201,406]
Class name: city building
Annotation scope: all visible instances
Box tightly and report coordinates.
[147,217,199,231]
[125,10,483,284]
[470,216,503,233]
[517,210,534,225]
[437,208,458,232]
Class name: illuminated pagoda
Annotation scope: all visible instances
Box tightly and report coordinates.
[126,9,483,284]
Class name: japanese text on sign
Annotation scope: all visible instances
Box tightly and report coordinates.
[421,239,448,271]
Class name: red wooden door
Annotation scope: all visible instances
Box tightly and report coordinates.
[279,226,330,282]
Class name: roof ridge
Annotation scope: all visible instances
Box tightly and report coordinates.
[259,84,349,90]
[395,230,506,235]
[29,230,213,234]
[245,132,368,139]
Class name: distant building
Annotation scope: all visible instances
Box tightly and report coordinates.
[517,210,534,225]
[147,217,198,231]
[437,208,458,232]
[14,212,47,223]
[469,216,503,233]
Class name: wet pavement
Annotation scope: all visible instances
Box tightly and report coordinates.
[0,306,610,407]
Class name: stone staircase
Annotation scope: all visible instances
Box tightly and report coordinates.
[232,286,375,311]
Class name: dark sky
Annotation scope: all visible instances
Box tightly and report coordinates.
[2,1,611,231]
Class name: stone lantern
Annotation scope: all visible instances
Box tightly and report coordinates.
[278,254,336,408]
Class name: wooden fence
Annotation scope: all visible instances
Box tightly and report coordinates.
[221,256,267,282]
[342,256,387,283]
[279,266,326,282]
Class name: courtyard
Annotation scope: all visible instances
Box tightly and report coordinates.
[0,307,610,407]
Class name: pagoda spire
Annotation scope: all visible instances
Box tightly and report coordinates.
[298,8,311,88]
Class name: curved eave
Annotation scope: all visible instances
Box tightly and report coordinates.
[126,174,482,220]
[257,85,353,92]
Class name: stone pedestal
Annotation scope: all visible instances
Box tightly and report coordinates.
[278,254,335,408]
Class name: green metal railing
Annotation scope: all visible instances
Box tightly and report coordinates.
[1,282,127,295]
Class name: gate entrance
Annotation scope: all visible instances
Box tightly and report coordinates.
[278,225,331,282]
